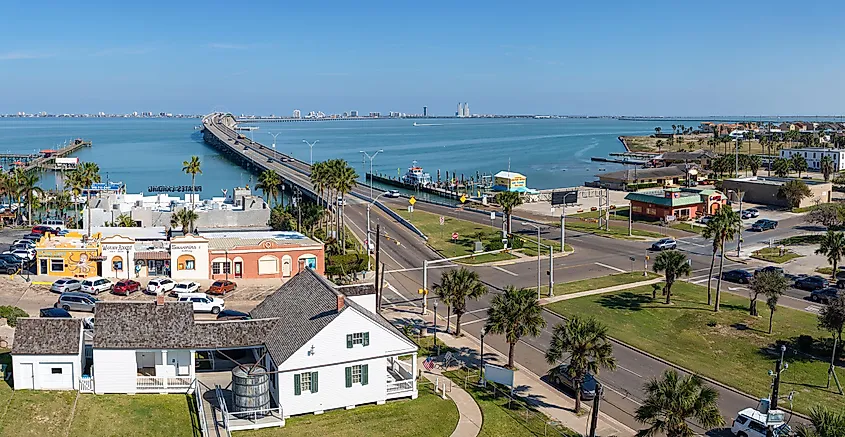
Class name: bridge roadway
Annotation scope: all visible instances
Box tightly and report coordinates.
[202,113,806,434]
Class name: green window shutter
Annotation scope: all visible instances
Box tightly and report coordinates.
[311,372,318,393]
[346,334,353,348]
[345,367,352,388]
[362,364,369,386]
[294,373,301,396]
[363,332,370,346]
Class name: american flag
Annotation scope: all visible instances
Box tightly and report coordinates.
[423,356,434,371]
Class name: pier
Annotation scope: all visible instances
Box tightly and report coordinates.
[0,139,91,172]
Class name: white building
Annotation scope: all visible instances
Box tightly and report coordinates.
[779,147,845,172]
[12,269,417,432]
[12,319,84,390]
[292,109,301,119]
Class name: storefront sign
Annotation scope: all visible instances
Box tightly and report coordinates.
[102,244,134,253]
[172,245,199,251]
[148,185,202,193]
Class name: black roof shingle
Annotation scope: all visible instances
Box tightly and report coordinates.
[13,318,82,355]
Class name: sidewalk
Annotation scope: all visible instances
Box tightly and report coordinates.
[538,277,663,306]
[385,307,635,437]
[418,357,483,437]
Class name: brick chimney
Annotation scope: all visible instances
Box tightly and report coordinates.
[156,294,165,306]
[336,294,345,313]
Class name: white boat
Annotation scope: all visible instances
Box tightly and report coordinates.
[402,161,432,186]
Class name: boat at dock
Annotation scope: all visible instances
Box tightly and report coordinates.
[402,162,432,186]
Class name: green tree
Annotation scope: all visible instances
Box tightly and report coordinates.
[170,208,198,234]
[772,157,791,177]
[748,270,789,319]
[795,407,845,437]
[256,170,282,206]
[182,156,202,210]
[791,153,808,178]
[765,278,785,334]
[634,369,725,437]
[115,213,135,227]
[712,206,743,312]
[332,160,358,249]
[75,162,101,236]
[817,231,845,278]
[54,190,72,224]
[433,268,488,336]
[819,296,845,359]
[485,285,546,368]
[545,317,616,412]
[310,161,330,234]
[268,204,296,231]
[494,191,523,234]
[821,155,836,182]
[778,179,812,209]
[807,203,845,229]
[652,250,691,304]
[747,154,762,176]
[14,169,44,225]
[654,127,662,136]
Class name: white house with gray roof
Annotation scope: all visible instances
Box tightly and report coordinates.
[12,318,85,390]
[11,268,418,431]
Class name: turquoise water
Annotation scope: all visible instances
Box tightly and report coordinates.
[0,117,687,195]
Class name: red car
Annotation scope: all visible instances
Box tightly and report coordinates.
[31,225,56,235]
[208,280,237,295]
[112,279,141,296]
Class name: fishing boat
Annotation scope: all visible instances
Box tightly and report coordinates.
[402,161,432,186]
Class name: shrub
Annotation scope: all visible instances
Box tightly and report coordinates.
[485,239,504,251]
[326,253,367,277]
[0,306,28,327]
[795,335,815,354]
[509,237,524,249]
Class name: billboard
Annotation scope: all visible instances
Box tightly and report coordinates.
[551,190,578,206]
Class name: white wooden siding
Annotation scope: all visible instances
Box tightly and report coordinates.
[277,357,386,417]
[93,349,137,393]
[13,354,82,390]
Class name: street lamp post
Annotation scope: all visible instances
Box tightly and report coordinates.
[224,249,229,281]
[433,301,439,357]
[523,222,543,299]
[559,192,577,251]
[268,132,280,156]
[728,189,744,256]
[302,139,319,166]
[360,150,384,200]
[479,327,487,386]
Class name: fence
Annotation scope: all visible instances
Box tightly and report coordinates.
[136,376,194,392]
[449,366,577,437]
[79,376,94,393]
[191,379,209,437]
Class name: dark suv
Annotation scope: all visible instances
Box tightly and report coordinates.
[751,219,778,232]
[811,287,841,304]
[795,275,829,291]
[722,269,753,284]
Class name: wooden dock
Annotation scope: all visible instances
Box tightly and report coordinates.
[0,139,91,173]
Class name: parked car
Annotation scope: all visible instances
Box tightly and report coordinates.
[40,307,72,318]
[0,254,24,267]
[30,225,56,235]
[385,190,401,198]
[170,281,200,297]
[754,266,784,276]
[80,276,113,294]
[40,219,65,230]
[0,260,17,274]
[10,243,35,253]
[4,248,35,261]
[22,233,43,241]
[11,239,35,248]
[745,208,760,218]
[650,238,677,251]
[550,364,597,401]
[722,269,753,284]
[83,317,95,330]
[146,278,176,295]
[55,292,98,312]
[50,278,82,293]
[731,407,788,437]
[697,216,713,225]
[208,280,237,295]
[794,275,829,291]
[811,287,841,304]
[177,293,225,314]
[216,309,251,321]
[751,219,778,232]
[112,279,141,296]
[740,210,754,219]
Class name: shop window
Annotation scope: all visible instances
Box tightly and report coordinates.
[50,259,64,272]
[177,254,196,271]
[112,255,123,271]
[258,255,279,275]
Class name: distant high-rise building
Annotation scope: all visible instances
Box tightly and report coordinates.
[350,110,358,117]
[293,109,301,119]
[463,103,470,117]
[423,106,427,117]
[456,102,462,117]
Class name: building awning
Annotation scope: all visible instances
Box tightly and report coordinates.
[135,251,169,260]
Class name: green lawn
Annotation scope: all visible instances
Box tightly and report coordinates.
[669,222,706,235]
[778,234,825,246]
[751,247,802,264]
[395,208,517,264]
[515,235,572,257]
[564,220,664,239]
[442,368,578,437]
[545,282,845,415]
[569,207,629,221]
[238,383,458,437]
[539,271,660,295]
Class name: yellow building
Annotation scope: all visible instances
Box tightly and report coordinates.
[494,171,527,192]
[35,232,101,278]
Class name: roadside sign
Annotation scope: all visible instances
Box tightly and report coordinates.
[409,196,416,206]
[460,194,467,203]
[490,211,496,221]
[551,190,578,206]
[451,232,459,241]
[408,206,414,213]
[439,216,445,226]
[629,256,635,262]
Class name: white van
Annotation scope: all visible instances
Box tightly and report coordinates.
[177,292,225,314]
[80,276,113,294]
[40,219,65,230]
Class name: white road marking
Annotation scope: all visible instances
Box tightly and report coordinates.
[677,239,708,247]
[692,278,714,284]
[450,308,489,318]
[617,365,643,378]
[344,213,406,270]
[492,266,519,277]
[461,317,489,326]
[805,305,822,314]
[384,282,411,303]
[728,286,748,291]
[385,264,453,274]
[595,262,627,273]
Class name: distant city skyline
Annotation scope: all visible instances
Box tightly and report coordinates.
[3,1,845,116]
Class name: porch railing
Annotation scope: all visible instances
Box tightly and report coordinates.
[137,376,194,391]
[386,379,415,395]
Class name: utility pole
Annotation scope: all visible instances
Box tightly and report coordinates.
[827,335,843,394]
[374,224,380,309]
[628,201,633,236]
[548,245,554,296]
[588,382,603,437]
[771,345,786,410]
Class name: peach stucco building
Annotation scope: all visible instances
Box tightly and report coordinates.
[204,231,325,281]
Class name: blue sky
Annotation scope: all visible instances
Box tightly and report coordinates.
[2,0,844,116]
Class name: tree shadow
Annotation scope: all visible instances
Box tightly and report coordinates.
[595,292,653,311]
[764,335,844,366]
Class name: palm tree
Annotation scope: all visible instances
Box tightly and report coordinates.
[635,369,724,437]
[64,169,84,228]
[701,213,725,306]
[485,285,546,368]
[256,170,282,206]
[115,213,135,227]
[712,206,742,312]
[748,155,762,176]
[790,154,808,178]
[821,155,836,182]
[654,127,661,136]
[796,407,845,437]
[652,250,691,304]
[333,160,358,249]
[772,157,791,177]
[545,317,616,412]
[433,268,488,336]
[494,191,522,234]
[310,161,330,234]
[182,156,202,210]
[817,231,845,279]
[170,208,198,234]
[14,170,44,225]
[76,162,101,236]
